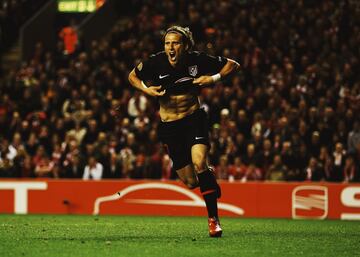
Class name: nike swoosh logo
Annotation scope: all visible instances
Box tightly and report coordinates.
[159,74,170,79]
[195,137,204,140]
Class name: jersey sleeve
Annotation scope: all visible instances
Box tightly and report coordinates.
[198,52,227,74]
[134,55,157,81]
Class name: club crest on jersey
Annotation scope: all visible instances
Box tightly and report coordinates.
[188,65,198,77]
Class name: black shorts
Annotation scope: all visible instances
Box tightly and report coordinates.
[158,108,210,170]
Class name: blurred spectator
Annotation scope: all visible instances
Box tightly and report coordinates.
[34,154,57,178]
[308,131,322,158]
[304,157,325,182]
[25,132,38,156]
[0,157,15,177]
[280,141,297,180]
[353,143,360,182]
[330,142,346,182]
[13,145,30,177]
[107,153,122,178]
[119,133,137,178]
[82,119,99,147]
[228,156,247,181]
[243,164,263,182]
[66,122,87,145]
[61,138,80,176]
[255,139,274,172]
[215,154,230,180]
[347,120,360,154]
[266,155,288,181]
[243,143,257,166]
[58,19,79,55]
[63,153,84,178]
[318,146,333,181]
[343,155,356,183]
[132,147,147,179]
[0,138,17,164]
[82,156,103,180]
[127,91,148,119]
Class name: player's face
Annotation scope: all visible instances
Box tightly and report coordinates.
[164,32,186,66]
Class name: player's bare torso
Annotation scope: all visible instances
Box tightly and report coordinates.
[159,90,200,122]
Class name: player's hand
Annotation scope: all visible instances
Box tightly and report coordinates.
[144,86,166,96]
[193,76,214,86]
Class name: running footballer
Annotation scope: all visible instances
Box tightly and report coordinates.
[128,26,240,237]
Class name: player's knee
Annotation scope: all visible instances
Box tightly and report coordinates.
[186,178,199,189]
[193,161,207,173]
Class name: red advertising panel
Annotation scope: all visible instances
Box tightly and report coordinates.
[0,180,359,220]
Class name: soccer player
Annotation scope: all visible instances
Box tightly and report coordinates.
[128,25,240,237]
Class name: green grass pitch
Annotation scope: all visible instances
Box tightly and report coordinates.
[0,215,359,257]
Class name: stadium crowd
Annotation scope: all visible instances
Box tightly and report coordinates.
[0,0,360,182]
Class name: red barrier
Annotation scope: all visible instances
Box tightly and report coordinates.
[0,180,359,220]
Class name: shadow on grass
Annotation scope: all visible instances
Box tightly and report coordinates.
[33,235,204,242]
[231,230,360,238]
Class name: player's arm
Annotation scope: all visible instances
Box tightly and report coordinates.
[128,68,166,97]
[193,58,240,86]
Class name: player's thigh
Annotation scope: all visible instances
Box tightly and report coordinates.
[191,143,209,172]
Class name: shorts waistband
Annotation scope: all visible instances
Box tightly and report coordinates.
[159,108,205,129]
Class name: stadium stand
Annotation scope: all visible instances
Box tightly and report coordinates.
[0,0,49,67]
[0,0,44,50]
[0,0,359,182]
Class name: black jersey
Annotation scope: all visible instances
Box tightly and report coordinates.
[135,51,227,95]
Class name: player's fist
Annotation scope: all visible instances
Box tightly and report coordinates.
[144,85,166,97]
[193,76,214,86]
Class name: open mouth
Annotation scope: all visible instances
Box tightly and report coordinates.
[169,52,176,61]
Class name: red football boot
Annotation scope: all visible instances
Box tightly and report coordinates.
[208,217,222,237]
